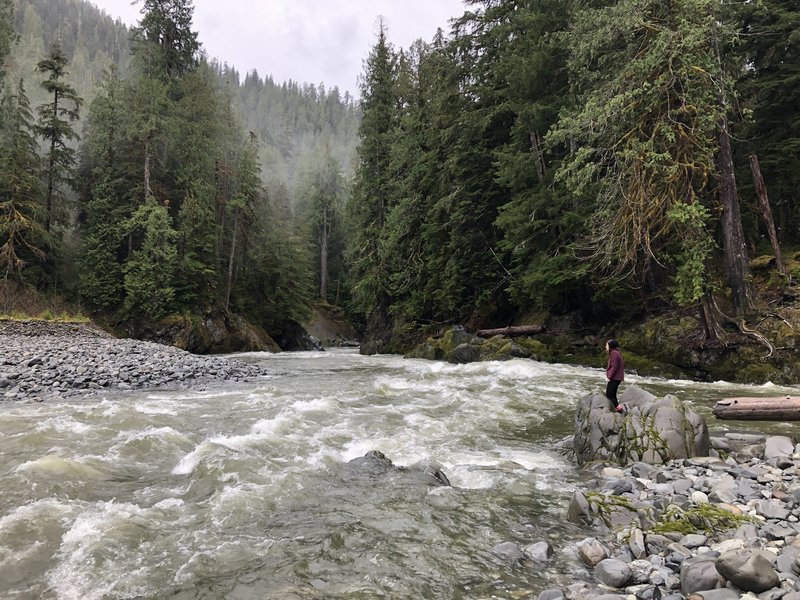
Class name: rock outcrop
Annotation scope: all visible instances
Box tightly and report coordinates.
[574,384,710,466]
[137,310,280,354]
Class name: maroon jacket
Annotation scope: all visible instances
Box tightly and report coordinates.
[606,348,624,381]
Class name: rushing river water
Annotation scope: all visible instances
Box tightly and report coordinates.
[1,349,798,600]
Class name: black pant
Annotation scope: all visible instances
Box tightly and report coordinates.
[606,379,621,408]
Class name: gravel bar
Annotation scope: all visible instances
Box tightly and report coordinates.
[0,320,270,401]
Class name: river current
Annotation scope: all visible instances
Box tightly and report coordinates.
[1,349,798,599]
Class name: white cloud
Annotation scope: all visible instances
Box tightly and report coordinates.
[89,0,467,95]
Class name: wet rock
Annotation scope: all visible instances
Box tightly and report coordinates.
[538,589,565,600]
[447,343,481,364]
[594,558,631,588]
[680,555,725,595]
[764,436,795,460]
[574,385,709,466]
[689,589,740,600]
[577,537,609,567]
[715,548,780,593]
[524,541,554,562]
[492,542,526,562]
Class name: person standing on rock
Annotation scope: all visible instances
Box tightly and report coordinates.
[605,339,625,413]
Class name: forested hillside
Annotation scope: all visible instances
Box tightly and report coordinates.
[348,1,800,357]
[0,0,358,348]
[3,0,799,374]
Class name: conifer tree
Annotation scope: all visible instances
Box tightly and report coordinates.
[35,39,83,234]
[0,80,45,280]
[78,67,127,308]
[549,0,750,334]
[297,144,344,303]
[224,133,261,311]
[347,20,399,344]
[0,0,16,84]
[131,0,199,81]
[123,198,177,319]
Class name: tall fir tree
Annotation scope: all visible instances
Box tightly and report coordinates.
[35,39,82,235]
[78,66,127,308]
[0,0,16,84]
[131,0,199,81]
[0,79,45,280]
[347,19,399,347]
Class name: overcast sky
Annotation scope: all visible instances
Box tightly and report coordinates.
[88,0,468,96]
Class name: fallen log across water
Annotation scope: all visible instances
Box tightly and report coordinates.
[712,396,800,420]
[475,325,544,338]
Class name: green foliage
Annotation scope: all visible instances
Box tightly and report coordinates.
[649,503,754,536]
[0,0,16,83]
[667,203,716,306]
[733,0,800,246]
[0,79,46,280]
[122,200,177,319]
[131,0,199,81]
[548,0,735,315]
[346,20,398,323]
[35,39,83,234]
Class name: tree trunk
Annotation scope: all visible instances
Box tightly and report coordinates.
[44,90,59,234]
[699,292,725,341]
[224,207,239,312]
[716,118,753,315]
[749,154,785,275]
[529,129,546,183]
[476,324,545,337]
[713,396,800,421]
[144,141,152,202]
[320,209,328,302]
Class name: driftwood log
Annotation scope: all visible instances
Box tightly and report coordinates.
[713,396,800,421]
[475,325,544,338]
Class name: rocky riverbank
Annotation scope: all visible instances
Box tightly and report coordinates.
[0,320,270,402]
[513,433,800,600]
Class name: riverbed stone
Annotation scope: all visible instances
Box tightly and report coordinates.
[765,437,795,460]
[715,549,780,593]
[690,589,740,600]
[680,555,725,594]
[681,534,709,549]
[630,528,646,559]
[524,541,554,562]
[491,542,526,561]
[538,589,565,600]
[577,538,609,567]
[594,558,631,588]
[758,500,791,520]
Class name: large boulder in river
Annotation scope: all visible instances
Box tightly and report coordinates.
[574,384,709,466]
[138,310,280,354]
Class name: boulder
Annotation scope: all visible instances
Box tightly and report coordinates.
[764,436,794,460]
[523,541,555,562]
[448,343,482,364]
[680,555,725,595]
[715,549,780,593]
[574,385,710,466]
[594,558,632,589]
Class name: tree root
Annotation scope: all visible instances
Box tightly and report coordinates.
[734,318,775,358]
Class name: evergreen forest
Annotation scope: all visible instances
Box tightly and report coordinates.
[2,0,800,368]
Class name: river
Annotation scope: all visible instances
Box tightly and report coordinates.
[1,349,798,599]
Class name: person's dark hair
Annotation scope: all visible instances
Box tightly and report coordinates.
[607,339,619,349]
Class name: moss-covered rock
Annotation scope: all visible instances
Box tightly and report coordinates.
[138,311,280,354]
[574,384,709,466]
